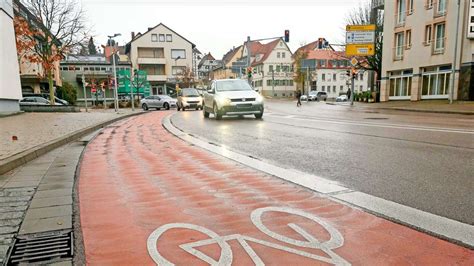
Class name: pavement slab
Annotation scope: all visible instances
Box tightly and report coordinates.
[78,111,474,265]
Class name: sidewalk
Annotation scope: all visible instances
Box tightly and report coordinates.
[0,108,143,175]
[329,100,474,115]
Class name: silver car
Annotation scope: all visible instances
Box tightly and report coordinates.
[203,79,264,120]
[140,95,177,111]
[19,96,62,105]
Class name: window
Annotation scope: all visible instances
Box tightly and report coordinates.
[434,23,445,53]
[395,32,404,60]
[322,86,325,91]
[171,49,186,59]
[421,65,450,98]
[151,34,158,42]
[333,86,336,92]
[424,25,432,45]
[269,65,274,72]
[340,85,344,91]
[172,66,186,75]
[408,0,414,14]
[320,60,326,67]
[277,52,281,58]
[396,0,406,27]
[159,34,165,42]
[322,74,326,81]
[166,34,172,42]
[359,73,364,80]
[360,85,363,91]
[406,30,412,49]
[333,73,337,81]
[426,0,433,9]
[282,52,285,58]
[436,0,447,16]
[276,65,281,72]
[388,69,413,98]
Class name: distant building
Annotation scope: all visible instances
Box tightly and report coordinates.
[379,0,474,101]
[60,54,132,106]
[294,38,370,98]
[242,39,296,97]
[125,23,196,95]
[0,0,22,112]
[192,47,202,80]
[212,45,243,80]
[198,53,221,82]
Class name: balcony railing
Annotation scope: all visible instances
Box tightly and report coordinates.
[433,1,447,18]
[393,46,405,61]
[432,37,446,55]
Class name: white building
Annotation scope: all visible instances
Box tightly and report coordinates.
[125,23,195,95]
[0,0,22,113]
[242,39,296,97]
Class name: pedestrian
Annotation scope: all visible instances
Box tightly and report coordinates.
[346,88,351,101]
[296,89,302,107]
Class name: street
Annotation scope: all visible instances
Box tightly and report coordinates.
[171,100,474,225]
[78,111,473,264]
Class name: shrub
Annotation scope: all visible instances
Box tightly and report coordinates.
[56,81,77,105]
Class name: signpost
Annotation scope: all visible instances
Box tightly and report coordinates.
[345,24,376,56]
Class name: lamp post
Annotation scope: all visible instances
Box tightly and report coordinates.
[108,33,121,112]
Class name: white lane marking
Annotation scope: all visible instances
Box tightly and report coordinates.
[147,206,350,265]
[267,113,474,134]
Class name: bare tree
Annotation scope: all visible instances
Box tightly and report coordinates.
[345,1,383,89]
[176,67,195,88]
[293,49,309,94]
[15,0,89,104]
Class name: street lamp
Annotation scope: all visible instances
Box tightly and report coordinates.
[108,33,121,112]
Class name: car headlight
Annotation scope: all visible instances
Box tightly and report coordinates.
[217,97,231,106]
[256,94,264,103]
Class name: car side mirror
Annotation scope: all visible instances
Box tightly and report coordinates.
[207,88,214,94]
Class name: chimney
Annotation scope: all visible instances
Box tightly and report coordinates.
[131,32,135,40]
[148,27,153,31]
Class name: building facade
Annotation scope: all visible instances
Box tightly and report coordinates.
[198,53,221,82]
[380,0,474,101]
[126,23,195,96]
[60,55,132,106]
[0,0,22,112]
[242,39,296,97]
[212,46,243,80]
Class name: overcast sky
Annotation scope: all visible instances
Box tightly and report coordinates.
[81,0,362,58]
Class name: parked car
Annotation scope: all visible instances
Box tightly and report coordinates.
[316,91,328,101]
[203,79,264,120]
[19,96,61,105]
[308,91,318,101]
[300,95,308,101]
[140,95,177,111]
[22,93,68,105]
[177,88,203,111]
[336,95,348,102]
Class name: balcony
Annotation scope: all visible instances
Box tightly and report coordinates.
[393,46,405,61]
[137,57,166,65]
[147,75,167,82]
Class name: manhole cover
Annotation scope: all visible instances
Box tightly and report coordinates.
[6,230,73,265]
[364,117,389,120]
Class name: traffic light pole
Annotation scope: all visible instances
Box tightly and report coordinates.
[350,71,355,106]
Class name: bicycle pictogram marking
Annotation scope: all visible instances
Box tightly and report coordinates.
[147,206,350,265]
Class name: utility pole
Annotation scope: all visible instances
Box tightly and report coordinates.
[81,73,88,112]
[449,0,461,104]
[271,69,275,96]
[130,68,135,111]
[306,67,309,96]
[350,69,355,106]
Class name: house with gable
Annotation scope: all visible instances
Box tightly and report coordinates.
[241,39,296,98]
[211,45,244,80]
[125,23,195,96]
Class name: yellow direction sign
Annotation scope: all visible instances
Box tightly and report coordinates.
[346,24,376,31]
[346,44,375,56]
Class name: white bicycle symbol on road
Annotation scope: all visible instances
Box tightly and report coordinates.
[147,206,350,265]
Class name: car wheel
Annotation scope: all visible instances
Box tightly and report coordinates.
[213,104,222,120]
[203,108,210,118]
[255,108,264,119]
[164,102,170,110]
[195,107,199,111]
[142,103,148,111]
[177,104,181,111]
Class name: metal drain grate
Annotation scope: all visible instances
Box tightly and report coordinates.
[6,230,73,265]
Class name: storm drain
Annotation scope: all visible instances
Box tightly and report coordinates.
[6,230,73,265]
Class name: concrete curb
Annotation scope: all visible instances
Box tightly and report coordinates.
[0,111,144,175]
[325,102,474,115]
[163,113,474,249]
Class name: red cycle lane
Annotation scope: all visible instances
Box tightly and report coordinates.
[78,112,473,265]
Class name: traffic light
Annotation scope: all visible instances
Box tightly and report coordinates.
[346,70,351,76]
[247,67,253,78]
[284,30,290,43]
[318,38,323,49]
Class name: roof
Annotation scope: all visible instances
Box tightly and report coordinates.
[293,38,335,58]
[125,23,196,53]
[198,53,216,68]
[305,50,347,61]
[251,39,281,66]
[221,45,242,64]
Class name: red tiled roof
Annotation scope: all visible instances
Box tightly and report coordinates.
[249,39,281,66]
[306,50,347,60]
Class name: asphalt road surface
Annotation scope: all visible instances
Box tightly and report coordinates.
[170,100,474,225]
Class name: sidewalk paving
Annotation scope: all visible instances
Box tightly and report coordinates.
[329,100,474,115]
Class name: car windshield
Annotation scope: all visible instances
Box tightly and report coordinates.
[309,91,317,95]
[216,80,253,92]
[182,89,199,97]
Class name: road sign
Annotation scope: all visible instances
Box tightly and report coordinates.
[346,44,375,56]
[346,31,375,44]
[346,25,376,31]
[350,58,358,67]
